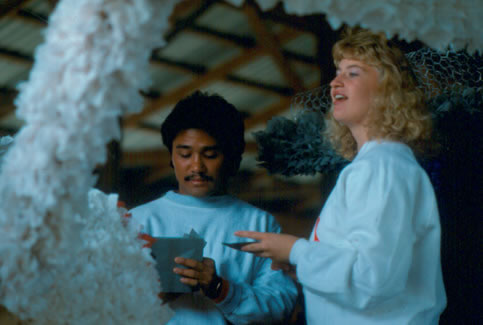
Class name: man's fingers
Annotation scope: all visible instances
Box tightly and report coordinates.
[180,277,198,286]
[202,258,215,268]
[174,267,200,279]
[174,257,203,271]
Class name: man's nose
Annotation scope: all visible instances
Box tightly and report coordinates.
[191,154,206,172]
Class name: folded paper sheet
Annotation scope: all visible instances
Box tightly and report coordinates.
[151,229,206,293]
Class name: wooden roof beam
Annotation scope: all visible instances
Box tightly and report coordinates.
[47,0,59,10]
[185,25,318,66]
[244,80,320,130]
[0,47,32,66]
[123,46,265,127]
[0,0,33,18]
[0,87,18,119]
[164,0,217,42]
[151,55,292,96]
[124,28,301,127]
[15,8,48,26]
[243,1,305,92]
[121,149,170,168]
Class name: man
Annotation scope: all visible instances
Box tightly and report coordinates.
[130,91,298,324]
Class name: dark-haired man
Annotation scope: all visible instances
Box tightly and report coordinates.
[130,91,297,324]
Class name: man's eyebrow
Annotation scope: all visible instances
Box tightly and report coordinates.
[174,144,221,150]
[202,145,221,151]
[175,144,191,149]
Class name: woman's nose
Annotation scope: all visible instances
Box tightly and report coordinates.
[330,74,342,88]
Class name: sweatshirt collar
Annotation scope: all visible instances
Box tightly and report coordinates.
[164,190,231,208]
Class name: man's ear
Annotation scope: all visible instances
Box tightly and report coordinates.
[169,153,174,169]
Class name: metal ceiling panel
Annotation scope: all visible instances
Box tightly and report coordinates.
[122,128,165,152]
[142,105,174,128]
[0,112,23,129]
[160,32,241,68]
[200,80,280,115]
[0,18,44,54]
[148,63,194,93]
[239,152,258,171]
[232,55,288,87]
[23,0,53,16]
[197,4,254,37]
[292,61,320,88]
[282,33,317,57]
[0,61,29,88]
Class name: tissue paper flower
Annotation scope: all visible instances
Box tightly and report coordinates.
[0,0,179,323]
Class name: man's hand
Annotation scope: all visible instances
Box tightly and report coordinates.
[271,261,298,281]
[234,231,299,263]
[173,257,221,298]
[158,292,183,304]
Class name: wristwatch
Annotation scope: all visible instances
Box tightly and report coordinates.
[205,275,223,299]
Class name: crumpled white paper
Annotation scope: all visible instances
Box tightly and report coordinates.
[0,0,179,323]
[227,0,483,53]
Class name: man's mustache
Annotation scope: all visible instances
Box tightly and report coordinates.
[185,173,214,182]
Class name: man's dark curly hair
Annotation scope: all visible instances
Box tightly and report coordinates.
[161,91,245,176]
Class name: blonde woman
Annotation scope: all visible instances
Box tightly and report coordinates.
[236,28,447,324]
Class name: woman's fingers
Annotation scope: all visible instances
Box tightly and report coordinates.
[234,230,265,240]
[240,242,264,253]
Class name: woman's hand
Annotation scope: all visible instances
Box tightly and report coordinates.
[234,231,299,263]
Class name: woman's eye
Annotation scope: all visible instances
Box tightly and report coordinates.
[349,72,359,77]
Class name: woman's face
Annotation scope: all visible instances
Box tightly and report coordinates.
[330,58,380,133]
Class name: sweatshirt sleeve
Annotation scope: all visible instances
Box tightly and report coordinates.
[217,219,298,324]
[289,159,426,310]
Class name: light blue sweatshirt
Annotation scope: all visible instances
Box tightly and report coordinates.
[130,191,298,324]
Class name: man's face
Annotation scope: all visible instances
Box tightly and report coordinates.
[171,128,226,197]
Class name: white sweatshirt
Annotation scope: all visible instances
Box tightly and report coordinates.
[290,140,446,324]
[130,191,297,325]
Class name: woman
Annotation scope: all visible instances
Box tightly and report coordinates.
[236,28,447,324]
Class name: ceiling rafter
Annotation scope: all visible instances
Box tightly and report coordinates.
[123,46,265,127]
[15,8,48,26]
[243,1,305,92]
[185,24,319,68]
[121,149,170,168]
[164,0,218,43]
[0,47,33,66]
[124,27,302,127]
[151,55,294,97]
[0,0,33,18]
[0,102,17,120]
[244,80,320,129]
[47,0,59,10]
[186,23,257,48]
[0,88,18,119]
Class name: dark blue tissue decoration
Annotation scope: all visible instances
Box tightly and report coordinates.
[255,88,482,179]
[254,111,348,176]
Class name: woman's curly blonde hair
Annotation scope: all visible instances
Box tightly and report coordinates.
[325,27,433,160]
